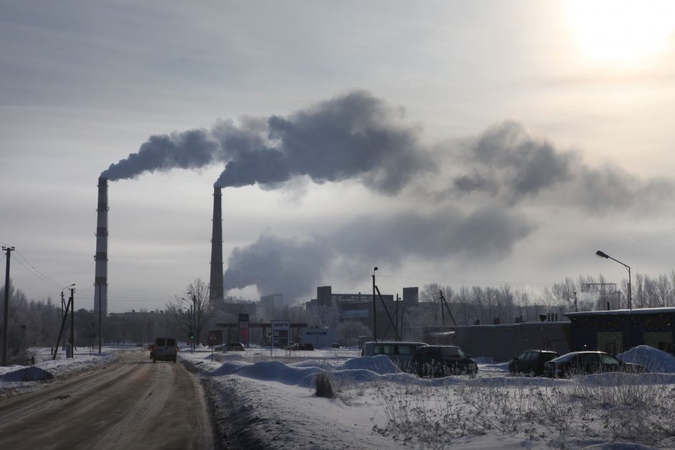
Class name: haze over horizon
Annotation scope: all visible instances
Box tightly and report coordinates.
[2,1,674,313]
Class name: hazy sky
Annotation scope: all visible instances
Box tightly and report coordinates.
[2,1,675,313]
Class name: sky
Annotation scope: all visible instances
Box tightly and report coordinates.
[2,1,675,313]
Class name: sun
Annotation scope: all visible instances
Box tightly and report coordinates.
[566,0,675,67]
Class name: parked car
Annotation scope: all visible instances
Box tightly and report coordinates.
[287,343,314,351]
[150,337,178,363]
[412,345,478,377]
[543,351,648,378]
[361,341,427,371]
[508,349,559,376]
[224,342,246,352]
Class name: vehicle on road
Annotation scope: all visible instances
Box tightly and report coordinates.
[361,341,427,371]
[413,345,478,377]
[543,351,648,378]
[508,349,559,376]
[150,337,178,363]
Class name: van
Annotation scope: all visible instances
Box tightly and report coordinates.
[150,337,178,363]
[412,345,477,377]
[361,341,427,371]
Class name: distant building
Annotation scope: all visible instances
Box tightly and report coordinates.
[452,321,571,363]
[302,327,337,348]
[306,285,419,340]
[565,307,675,355]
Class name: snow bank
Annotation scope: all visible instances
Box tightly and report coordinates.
[618,344,675,373]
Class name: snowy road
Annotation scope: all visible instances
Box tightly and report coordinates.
[0,349,214,450]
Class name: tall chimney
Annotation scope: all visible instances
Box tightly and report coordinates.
[209,186,224,302]
[94,177,108,316]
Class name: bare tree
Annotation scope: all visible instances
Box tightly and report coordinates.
[633,272,644,308]
[336,320,371,346]
[420,283,442,303]
[166,278,214,346]
[654,274,673,307]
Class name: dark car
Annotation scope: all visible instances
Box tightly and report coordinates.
[287,343,314,351]
[413,345,478,378]
[543,351,648,378]
[508,349,559,376]
[224,342,246,352]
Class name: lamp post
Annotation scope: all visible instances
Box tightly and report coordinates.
[372,267,378,342]
[183,294,196,353]
[596,250,632,310]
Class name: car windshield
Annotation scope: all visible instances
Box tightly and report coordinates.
[601,354,619,365]
[553,353,578,363]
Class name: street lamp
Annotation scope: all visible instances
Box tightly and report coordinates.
[596,250,632,310]
[372,267,378,342]
[183,293,196,353]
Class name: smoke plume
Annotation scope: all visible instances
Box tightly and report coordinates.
[224,206,534,304]
[437,120,673,212]
[101,130,221,180]
[102,91,674,305]
[101,90,434,195]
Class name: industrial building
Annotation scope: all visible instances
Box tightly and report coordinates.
[305,285,420,340]
[565,307,675,355]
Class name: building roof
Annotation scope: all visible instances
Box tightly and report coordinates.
[565,307,675,318]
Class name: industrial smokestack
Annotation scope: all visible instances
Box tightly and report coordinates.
[209,186,224,302]
[94,177,108,317]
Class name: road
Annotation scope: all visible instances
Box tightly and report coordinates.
[0,350,214,450]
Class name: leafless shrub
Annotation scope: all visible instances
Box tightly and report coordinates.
[374,376,675,449]
[315,371,335,398]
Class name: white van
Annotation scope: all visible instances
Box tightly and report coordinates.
[150,337,178,363]
[361,341,427,370]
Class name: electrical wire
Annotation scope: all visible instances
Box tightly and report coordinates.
[11,250,64,289]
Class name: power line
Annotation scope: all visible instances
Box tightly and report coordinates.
[11,250,64,288]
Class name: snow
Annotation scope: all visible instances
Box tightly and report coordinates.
[3,345,675,449]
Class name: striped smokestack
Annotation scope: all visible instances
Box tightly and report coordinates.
[209,186,224,302]
[94,177,108,316]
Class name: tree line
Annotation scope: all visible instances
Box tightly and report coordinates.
[2,271,675,362]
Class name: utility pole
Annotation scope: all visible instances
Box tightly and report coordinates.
[69,286,75,358]
[2,246,15,366]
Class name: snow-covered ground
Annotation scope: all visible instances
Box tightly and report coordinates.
[3,345,675,449]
